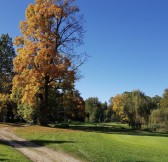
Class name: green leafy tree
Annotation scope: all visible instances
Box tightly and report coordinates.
[150,108,168,132]
[151,95,161,109]
[0,34,15,93]
[85,97,102,123]
[0,34,16,122]
[102,100,113,122]
[160,89,168,108]
[123,90,154,129]
[150,89,168,132]
[102,97,113,122]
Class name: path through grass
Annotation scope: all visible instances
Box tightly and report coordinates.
[12,123,168,162]
[0,142,30,162]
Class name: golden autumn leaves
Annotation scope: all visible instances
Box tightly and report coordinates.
[112,94,128,122]
[12,0,77,107]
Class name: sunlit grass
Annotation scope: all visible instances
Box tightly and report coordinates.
[13,123,168,162]
[0,123,30,161]
[0,142,30,162]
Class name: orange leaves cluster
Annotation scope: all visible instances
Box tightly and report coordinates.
[112,94,127,121]
[63,90,85,119]
[24,0,63,37]
[14,36,24,46]
[0,94,10,111]
[112,95,125,112]
[0,94,10,103]
[12,69,41,106]
[13,0,76,106]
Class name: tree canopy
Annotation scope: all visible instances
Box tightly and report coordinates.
[0,34,15,93]
[12,0,85,125]
[0,34,16,122]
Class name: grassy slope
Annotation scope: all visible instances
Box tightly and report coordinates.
[13,123,168,162]
[0,142,30,162]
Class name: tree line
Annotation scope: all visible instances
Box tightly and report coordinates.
[0,0,167,133]
[85,90,168,133]
[0,33,168,132]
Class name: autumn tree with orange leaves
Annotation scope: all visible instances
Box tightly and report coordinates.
[12,0,85,125]
[112,95,128,122]
[63,90,85,121]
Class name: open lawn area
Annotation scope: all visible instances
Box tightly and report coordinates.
[10,123,168,162]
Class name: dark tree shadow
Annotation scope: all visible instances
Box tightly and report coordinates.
[0,139,76,148]
[1,122,168,137]
[0,148,10,161]
[0,159,9,161]
[0,154,9,161]
[66,125,168,137]
[30,139,76,147]
[122,160,152,162]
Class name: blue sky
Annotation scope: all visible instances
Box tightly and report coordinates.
[0,0,168,102]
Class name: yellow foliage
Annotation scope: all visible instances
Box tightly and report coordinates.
[112,94,127,121]
[0,94,10,111]
[13,0,76,107]
[14,36,24,46]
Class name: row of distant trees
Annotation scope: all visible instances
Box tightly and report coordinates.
[0,0,167,132]
[0,32,168,132]
[85,89,168,132]
[0,33,168,132]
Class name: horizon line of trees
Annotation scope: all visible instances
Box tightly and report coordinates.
[0,0,168,133]
[0,32,168,133]
[85,89,168,132]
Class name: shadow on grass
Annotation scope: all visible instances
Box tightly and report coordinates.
[0,154,9,161]
[123,161,148,162]
[2,122,168,138]
[67,125,168,138]
[0,139,75,148]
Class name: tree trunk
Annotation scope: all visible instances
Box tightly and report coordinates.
[39,76,49,126]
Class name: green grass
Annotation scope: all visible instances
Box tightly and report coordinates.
[13,123,168,162]
[0,123,30,162]
[0,142,30,162]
